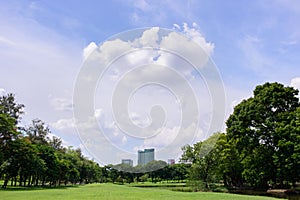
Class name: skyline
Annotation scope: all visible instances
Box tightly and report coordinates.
[1,0,300,165]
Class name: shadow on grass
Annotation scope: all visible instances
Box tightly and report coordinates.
[0,185,80,191]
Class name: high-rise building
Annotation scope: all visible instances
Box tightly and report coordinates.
[121,159,133,166]
[138,148,154,165]
[168,159,175,165]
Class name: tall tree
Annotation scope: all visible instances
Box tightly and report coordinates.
[0,93,23,166]
[0,93,24,188]
[226,82,300,188]
[26,119,50,145]
[0,93,24,123]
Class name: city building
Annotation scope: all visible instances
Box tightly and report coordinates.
[138,148,155,165]
[121,159,133,166]
[168,159,175,165]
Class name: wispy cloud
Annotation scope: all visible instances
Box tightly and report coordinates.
[122,0,192,26]
[0,35,16,47]
[50,97,73,111]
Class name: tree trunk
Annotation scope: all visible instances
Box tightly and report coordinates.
[31,175,35,186]
[19,174,23,186]
[23,176,26,186]
[42,177,45,186]
[35,175,39,186]
[27,176,31,187]
[2,177,9,189]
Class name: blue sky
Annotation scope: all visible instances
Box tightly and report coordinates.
[1,0,300,165]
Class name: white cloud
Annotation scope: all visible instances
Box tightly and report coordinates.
[50,97,73,111]
[94,109,103,119]
[238,35,273,76]
[109,68,120,81]
[281,40,298,46]
[83,42,97,61]
[0,35,16,46]
[140,126,179,149]
[127,1,192,26]
[98,39,132,65]
[129,112,151,128]
[291,77,300,91]
[238,33,300,80]
[0,3,82,131]
[133,0,151,12]
[159,26,213,68]
[51,118,75,130]
[230,100,239,111]
[138,27,159,47]
[173,23,181,30]
[73,25,223,165]
[134,123,205,161]
[0,88,5,96]
[122,135,127,144]
[182,22,214,55]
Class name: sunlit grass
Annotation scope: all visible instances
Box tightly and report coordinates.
[0,183,283,200]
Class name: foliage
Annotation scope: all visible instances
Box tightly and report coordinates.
[0,93,102,188]
[181,133,222,189]
[181,82,300,190]
[226,82,300,188]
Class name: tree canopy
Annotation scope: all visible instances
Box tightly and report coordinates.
[0,93,103,188]
[181,82,300,190]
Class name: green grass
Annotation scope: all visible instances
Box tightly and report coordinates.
[0,183,283,200]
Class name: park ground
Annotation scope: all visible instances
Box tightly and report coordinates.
[0,183,284,200]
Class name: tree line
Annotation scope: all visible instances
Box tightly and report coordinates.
[101,161,190,184]
[181,82,300,190]
[0,94,103,188]
[1,82,299,190]
[0,93,189,188]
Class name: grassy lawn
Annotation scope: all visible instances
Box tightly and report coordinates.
[0,183,283,200]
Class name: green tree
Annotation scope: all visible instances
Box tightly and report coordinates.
[26,119,50,145]
[181,133,222,189]
[273,107,300,187]
[0,113,17,164]
[226,82,300,188]
[0,93,24,123]
[145,160,167,183]
[0,93,23,166]
[166,163,190,182]
[0,93,24,188]
[216,134,244,187]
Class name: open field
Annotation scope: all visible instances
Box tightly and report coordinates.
[0,183,283,200]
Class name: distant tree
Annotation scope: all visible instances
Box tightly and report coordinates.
[0,93,103,188]
[139,174,148,182]
[145,160,167,182]
[49,136,63,151]
[26,119,50,145]
[181,133,222,189]
[166,163,190,182]
[0,93,24,123]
